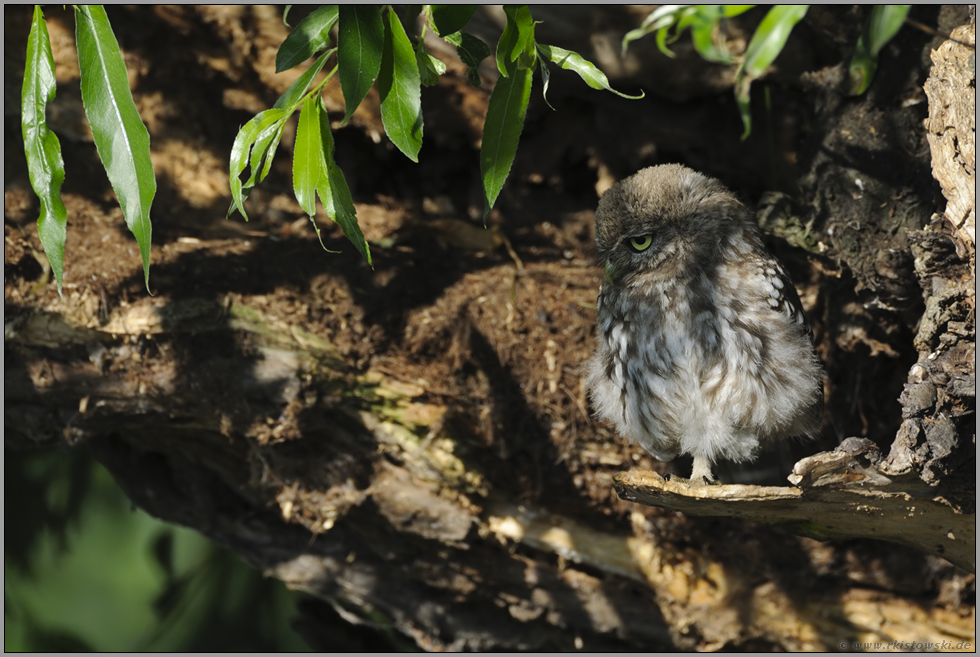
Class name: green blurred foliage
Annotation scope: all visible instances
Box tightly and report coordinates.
[4,449,311,652]
[623,4,913,137]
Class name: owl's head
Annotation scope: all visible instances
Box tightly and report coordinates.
[594,164,753,286]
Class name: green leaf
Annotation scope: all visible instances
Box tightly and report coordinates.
[847,5,910,96]
[248,120,285,189]
[671,9,701,42]
[722,5,757,17]
[622,5,691,56]
[415,41,447,86]
[494,14,519,76]
[690,21,732,64]
[655,27,675,58]
[444,31,490,87]
[22,6,68,295]
[289,95,335,252]
[537,53,555,111]
[228,108,289,220]
[480,65,532,220]
[430,5,478,37]
[692,4,757,24]
[496,5,536,76]
[739,5,809,83]
[846,36,877,97]
[317,99,371,264]
[274,49,333,111]
[866,5,909,55]
[622,4,756,58]
[276,5,338,72]
[536,44,644,100]
[293,94,325,218]
[246,50,333,199]
[445,31,490,69]
[75,5,156,292]
[337,5,384,126]
[289,95,368,261]
[379,11,423,161]
[734,4,809,139]
[230,44,332,224]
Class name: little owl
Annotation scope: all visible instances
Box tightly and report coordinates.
[587,165,823,484]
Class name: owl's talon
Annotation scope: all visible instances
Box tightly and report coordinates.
[690,455,715,485]
[660,472,720,486]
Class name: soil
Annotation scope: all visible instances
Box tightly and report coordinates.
[5,5,974,650]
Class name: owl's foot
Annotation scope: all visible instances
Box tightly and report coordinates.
[663,472,720,486]
[689,455,719,486]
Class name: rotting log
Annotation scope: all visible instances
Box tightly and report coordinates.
[6,294,976,651]
[883,20,977,511]
[4,294,671,650]
[923,22,976,260]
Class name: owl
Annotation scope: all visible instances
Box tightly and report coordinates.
[586,165,823,484]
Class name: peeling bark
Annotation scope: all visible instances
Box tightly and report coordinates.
[882,21,977,510]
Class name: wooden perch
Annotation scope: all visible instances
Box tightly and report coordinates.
[613,438,975,573]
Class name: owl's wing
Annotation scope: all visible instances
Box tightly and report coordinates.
[759,256,812,336]
[763,255,825,429]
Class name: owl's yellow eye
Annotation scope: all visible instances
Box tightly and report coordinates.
[628,235,653,252]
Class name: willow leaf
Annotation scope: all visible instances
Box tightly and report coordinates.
[22,6,68,294]
[75,5,156,291]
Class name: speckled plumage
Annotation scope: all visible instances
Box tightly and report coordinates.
[586,165,823,483]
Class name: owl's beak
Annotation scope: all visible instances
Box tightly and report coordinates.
[604,259,619,285]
